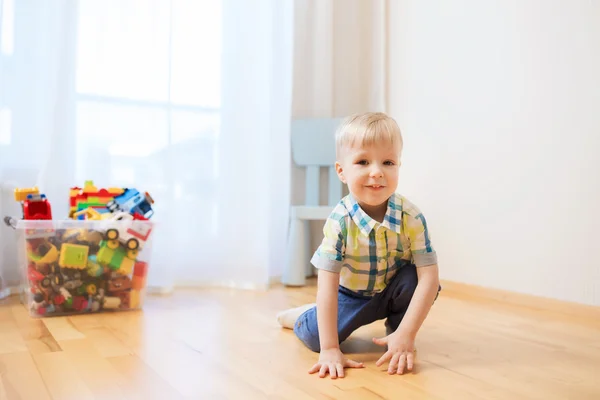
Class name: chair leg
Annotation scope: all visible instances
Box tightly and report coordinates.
[304,220,314,277]
[283,217,308,286]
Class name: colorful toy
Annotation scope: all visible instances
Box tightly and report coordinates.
[27,240,59,266]
[96,240,137,275]
[103,212,153,251]
[3,181,156,317]
[22,223,153,317]
[69,180,123,219]
[58,243,90,269]
[14,187,40,202]
[73,208,103,220]
[12,187,53,220]
[106,188,154,219]
[22,193,53,220]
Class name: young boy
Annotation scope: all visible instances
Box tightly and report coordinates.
[277,112,440,379]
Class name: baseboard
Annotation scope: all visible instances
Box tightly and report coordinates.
[145,285,175,295]
[267,274,316,288]
[269,275,281,286]
[439,279,600,320]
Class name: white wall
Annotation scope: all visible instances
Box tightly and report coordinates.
[389,0,600,306]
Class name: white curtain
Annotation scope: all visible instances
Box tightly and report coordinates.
[0,0,293,293]
[288,0,389,275]
[292,0,388,118]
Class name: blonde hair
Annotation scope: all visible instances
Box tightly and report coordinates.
[335,112,403,158]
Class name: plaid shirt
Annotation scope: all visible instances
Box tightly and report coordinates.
[310,192,438,296]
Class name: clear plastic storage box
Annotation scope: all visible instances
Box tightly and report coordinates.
[16,218,154,317]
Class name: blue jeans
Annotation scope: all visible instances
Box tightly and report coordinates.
[293,263,439,352]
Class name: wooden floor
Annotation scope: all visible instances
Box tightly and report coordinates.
[1,279,600,400]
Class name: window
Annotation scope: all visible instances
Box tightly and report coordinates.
[74,0,222,222]
[0,108,10,145]
[0,0,14,145]
[0,0,14,56]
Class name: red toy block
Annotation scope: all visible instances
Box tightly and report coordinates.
[72,296,88,311]
[133,262,148,278]
[131,275,146,291]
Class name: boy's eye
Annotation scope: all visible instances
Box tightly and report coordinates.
[384,160,396,166]
[356,160,368,165]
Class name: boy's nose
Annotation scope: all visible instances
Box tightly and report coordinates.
[369,166,383,178]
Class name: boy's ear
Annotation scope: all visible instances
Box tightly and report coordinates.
[335,161,346,184]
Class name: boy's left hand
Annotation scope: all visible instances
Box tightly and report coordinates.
[372,332,416,375]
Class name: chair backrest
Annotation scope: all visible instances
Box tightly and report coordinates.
[291,118,345,207]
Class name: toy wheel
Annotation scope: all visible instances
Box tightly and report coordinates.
[107,239,119,250]
[126,249,139,260]
[106,229,119,241]
[38,243,50,256]
[126,238,139,250]
[87,284,97,295]
[54,274,64,286]
[41,277,51,288]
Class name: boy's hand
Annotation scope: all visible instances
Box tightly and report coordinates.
[373,332,416,375]
[308,348,364,379]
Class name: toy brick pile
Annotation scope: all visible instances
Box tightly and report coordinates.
[7,181,155,317]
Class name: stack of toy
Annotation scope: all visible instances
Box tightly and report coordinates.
[69,180,154,220]
[26,227,151,316]
[3,181,156,317]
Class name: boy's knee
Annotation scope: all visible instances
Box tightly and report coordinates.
[297,330,321,353]
[293,309,321,352]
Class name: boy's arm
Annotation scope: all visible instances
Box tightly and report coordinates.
[308,268,364,379]
[373,264,439,374]
[316,269,341,350]
[396,263,440,339]
[374,204,439,374]
[310,216,346,351]
[308,216,363,378]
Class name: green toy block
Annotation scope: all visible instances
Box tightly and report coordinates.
[59,243,89,269]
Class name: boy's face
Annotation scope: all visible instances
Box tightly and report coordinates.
[335,141,401,214]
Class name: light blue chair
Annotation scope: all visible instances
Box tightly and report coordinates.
[282,118,345,286]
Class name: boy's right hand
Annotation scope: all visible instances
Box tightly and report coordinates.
[308,348,364,379]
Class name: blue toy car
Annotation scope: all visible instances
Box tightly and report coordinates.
[106,189,154,219]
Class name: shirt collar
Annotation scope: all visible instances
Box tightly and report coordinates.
[344,193,403,236]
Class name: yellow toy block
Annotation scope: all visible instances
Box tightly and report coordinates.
[14,187,39,202]
[82,180,98,193]
[59,243,89,269]
[116,257,135,276]
[73,208,102,220]
[130,290,144,309]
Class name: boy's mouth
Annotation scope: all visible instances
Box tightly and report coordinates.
[366,184,385,190]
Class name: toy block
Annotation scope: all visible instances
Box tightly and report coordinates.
[97,241,135,273]
[96,244,114,266]
[130,290,143,309]
[117,258,135,275]
[14,187,39,202]
[133,261,148,278]
[103,296,121,309]
[132,275,146,290]
[108,275,131,292]
[117,291,131,308]
[59,243,89,269]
